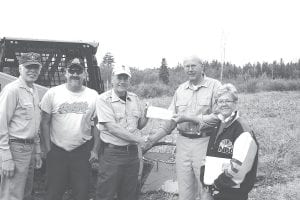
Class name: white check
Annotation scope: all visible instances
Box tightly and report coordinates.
[146,106,173,120]
[204,156,231,185]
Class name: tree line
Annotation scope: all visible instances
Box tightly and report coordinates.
[99,52,300,87]
[204,58,300,80]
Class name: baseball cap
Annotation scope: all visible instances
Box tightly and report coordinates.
[112,65,131,77]
[19,52,42,67]
[67,58,85,69]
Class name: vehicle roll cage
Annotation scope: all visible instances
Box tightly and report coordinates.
[0,37,104,93]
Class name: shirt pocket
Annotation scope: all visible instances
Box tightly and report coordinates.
[127,110,140,132]
[175,100,187,113]
[131,110,141,118]
[196,97,211,114]
[20,101,34,120]
[114,111,125,123]
[197,97,211,106]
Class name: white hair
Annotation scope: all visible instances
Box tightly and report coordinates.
[183,55,202,65]
[215,83,238,101]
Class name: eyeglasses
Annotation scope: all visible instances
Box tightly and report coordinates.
[184,64,198,69]
[23,64,41,70]
[67,68,83,75]
[217,99,235,104]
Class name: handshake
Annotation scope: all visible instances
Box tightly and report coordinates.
[137,112,221,154]
[139,135,157,154]
[139,119,178,154]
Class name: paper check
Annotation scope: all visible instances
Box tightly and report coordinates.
[146,106,173,120]
[204,156,231,185]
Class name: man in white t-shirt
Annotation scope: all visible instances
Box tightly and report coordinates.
[40,58,99,200]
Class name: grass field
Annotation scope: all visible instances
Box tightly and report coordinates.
[33,91,300,200]
[139,91,300,200]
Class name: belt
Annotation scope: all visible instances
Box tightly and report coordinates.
[179,131,207,139]
[103,143,138,151]
[9,138,35,144]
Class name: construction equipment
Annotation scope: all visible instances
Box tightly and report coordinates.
[0,37,104,96]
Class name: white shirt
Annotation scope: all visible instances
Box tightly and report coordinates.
[40,84,98,151]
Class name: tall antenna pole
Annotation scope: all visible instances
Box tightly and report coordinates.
[220,30,226,82]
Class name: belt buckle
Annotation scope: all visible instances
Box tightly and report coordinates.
[25,139,32,145]
[126,145,133,151]
[23,139,29,145]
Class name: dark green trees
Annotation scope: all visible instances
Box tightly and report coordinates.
[159,58,169,84]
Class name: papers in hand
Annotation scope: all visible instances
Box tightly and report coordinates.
[204,156,231,185]
[146,106,173,120]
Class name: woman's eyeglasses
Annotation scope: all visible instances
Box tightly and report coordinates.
[217,99,235,104]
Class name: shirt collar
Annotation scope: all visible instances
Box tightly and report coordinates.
[18,77,36,93]
[110,89,131,103]
[218,111,239,127]
[184,75,209,90]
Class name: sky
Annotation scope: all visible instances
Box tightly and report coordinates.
[1,0,300,69]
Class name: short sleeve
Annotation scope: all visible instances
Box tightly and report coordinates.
[90,90,99,124]
[96,96,116,123]
[40,89,53,114]
[168,91,177,114]
[212,80,222,104]
[136,96,143,119]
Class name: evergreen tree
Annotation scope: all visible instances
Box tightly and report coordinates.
[100,52,115,90]
[159,58,169,84]
[101,52,115,68]
[255,62,262,78]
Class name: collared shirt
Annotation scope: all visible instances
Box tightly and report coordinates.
[96,89,143,146]
[168,76,221,134]
[0,77,41,160]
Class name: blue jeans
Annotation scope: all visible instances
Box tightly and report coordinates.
[45,141,91,200]
[0,141,35,200]
[96,143,140,200]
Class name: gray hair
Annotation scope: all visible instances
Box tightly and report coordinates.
[183,55,205,74]
[215,83,238,102]
[183,55,202,65]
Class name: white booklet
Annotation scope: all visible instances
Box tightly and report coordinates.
[146,106,173,120]
[204,156,231,185]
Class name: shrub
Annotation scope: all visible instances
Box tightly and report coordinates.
[260,79,300,91]
[227,78,259,93]
[130,82,174,98]
[226,78,300,94]
[131,68,159,85]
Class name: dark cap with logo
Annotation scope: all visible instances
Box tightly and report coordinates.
[67,58,85,69]
[19,52,42,67]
